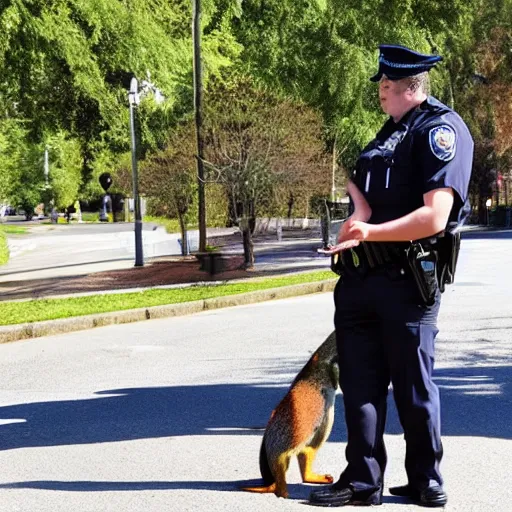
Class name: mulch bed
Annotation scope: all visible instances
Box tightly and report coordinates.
[80,257,252,289]
[0,256,257,301]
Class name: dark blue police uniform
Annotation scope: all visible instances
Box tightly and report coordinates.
[310,45,474,508]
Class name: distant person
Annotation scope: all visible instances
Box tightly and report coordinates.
[310,44,474,508]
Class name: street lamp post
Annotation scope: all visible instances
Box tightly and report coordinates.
[127,75,164,267]
[128,77,144,267]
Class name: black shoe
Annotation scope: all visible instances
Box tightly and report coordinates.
[389,483,447,507]
[309,484,382,507]
[389,484,420,499]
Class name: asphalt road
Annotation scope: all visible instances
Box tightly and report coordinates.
[0,231,510,511]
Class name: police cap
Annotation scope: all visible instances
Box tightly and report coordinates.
[370,44,443,82]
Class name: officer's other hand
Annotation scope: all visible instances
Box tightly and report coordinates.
[317,217,371,255]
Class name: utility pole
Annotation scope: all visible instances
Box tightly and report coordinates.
[331,136,337,202]
[193,0,207,252]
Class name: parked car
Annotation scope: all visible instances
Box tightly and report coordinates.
[0,205,16,217]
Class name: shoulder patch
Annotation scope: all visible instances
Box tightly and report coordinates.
[429,125,456,162]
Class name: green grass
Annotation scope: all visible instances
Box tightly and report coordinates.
[1,225,28,235]
[144,215,198,234]
[0,225,8,266]
[81,212,99,222]
[0,270,335,326]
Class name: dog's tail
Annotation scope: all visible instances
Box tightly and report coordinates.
[241,434,276,494]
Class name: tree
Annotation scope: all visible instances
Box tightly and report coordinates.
[226,0,486,176]
[0,0,242,198]
[0,116,84,216]
[204,77,330,267]
[45,131,82,209]
[140,122,197,255]
[443,1,512,215]
[0,118,43,219]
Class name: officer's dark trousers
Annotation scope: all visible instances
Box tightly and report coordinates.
[334,270,442,493]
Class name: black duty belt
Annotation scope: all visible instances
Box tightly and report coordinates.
[330,231,460,307]
[331,241,411,276]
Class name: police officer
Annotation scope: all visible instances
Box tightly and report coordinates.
[310,45,474,507]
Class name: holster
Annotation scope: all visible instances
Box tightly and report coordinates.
[405,223,462,304]
[405,242,439,307]
[436,225,462,292]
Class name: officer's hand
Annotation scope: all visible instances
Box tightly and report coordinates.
[338,218,369,242]
[319,218,369,255]
[337,220,350,243]
[345,220,370,241]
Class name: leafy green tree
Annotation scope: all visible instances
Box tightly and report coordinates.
[45,131,82,209]
[0,0,241,198]
[0,225,9,266]
[204,77,330,267]
[0,118,43,219]
[140,121,197,255]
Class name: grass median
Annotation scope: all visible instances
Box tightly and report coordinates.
[0,225,9,266]
[1,224,30,267]
[1,225,28,235]
[0,270,336,326]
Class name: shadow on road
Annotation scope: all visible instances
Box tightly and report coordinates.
[0,364,510,454]
[0,477,409,505]
[0,361,509,498]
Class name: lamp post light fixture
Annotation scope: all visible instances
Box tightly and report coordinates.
[128,75,164,267]
[485,197,492,226]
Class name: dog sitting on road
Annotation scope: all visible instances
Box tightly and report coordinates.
[242,331,339,498]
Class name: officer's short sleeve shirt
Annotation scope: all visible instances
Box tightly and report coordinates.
[353,97,474,225]
[414,111,474,222]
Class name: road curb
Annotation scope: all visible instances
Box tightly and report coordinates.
[0,279,337,344]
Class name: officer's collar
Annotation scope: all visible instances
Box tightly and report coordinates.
[391,96,437,128]
[386,106,416,130]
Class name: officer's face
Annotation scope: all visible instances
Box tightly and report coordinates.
[378,78,412,120]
